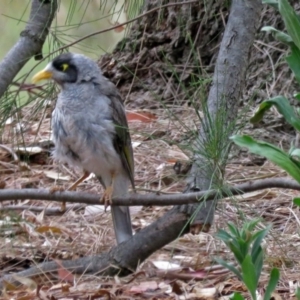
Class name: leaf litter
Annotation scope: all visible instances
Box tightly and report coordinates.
[0,98,299,300]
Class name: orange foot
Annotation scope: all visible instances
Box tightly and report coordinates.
[49,186,66,211]
[59,171,90,213]
[101,185,114,212]
[49,185,65,193]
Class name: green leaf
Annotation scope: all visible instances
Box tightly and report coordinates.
[263,268,280,300]
[295,287,300,299]
[238,239,250,260]
[286,45,300,84]
[242,255,258,300]
[216,229,233,242]
[228,240,245,265]
[216,229,245,265]
[261,26,293,45]
[250,101,273,124]
[231,135,300,183]
[243,219,260,233]
[289,148,300,159]
[251,237,264,265]
[231,293,245,300]
[251,226,271,261]
[227,222,240,238]
[214,258,242,280]
[279,0,300,50]
[295,93,300,101]
[253,248,264,280]
[250,96,300,131]
[290,156,300,170]
[293,197,300,207]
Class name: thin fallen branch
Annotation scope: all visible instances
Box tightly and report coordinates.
[0,204,85,215]
[0,177,299,206]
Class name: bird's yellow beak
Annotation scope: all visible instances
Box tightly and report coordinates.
[32,69,53,83]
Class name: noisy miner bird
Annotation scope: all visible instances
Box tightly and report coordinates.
[32,53,134,244]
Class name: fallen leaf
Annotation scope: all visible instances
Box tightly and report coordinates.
[192,286,217,298]
[270,292,282,300]
[2,280,18,291]
[84,205,109,216]
[92,289,112,298]
[156,163,166,171]
[55,260,74,283]
[5,117,14,125]
[14,146,44,155]
[132,141,142,149]
[35,226,63,234]
[129,281,158,293]
[126,111,157,123]
[12,275,37,290]
[152,260,181,270]
[43,170,71,181]
[166,146,189,162]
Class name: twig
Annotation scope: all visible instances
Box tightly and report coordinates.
[0,204,85,215]
[0,144,19,162]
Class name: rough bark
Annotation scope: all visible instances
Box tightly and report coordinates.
[182,0,263,230]
[0,0,263,288]
[0,0,58,98]
[99,0,225,108]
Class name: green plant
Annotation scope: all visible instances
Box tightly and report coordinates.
[215,219,279,300]
[231,0,300,198]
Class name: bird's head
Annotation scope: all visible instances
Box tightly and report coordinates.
[32,53,101,86]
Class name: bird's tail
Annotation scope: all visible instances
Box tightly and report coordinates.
[111,206,132,244]
[111,174,133,244]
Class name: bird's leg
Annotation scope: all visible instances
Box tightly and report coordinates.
[101,171,116,211]
[68,171,90,191]
[60,171,90,211]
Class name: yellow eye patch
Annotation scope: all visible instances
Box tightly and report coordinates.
[61,63,69,72]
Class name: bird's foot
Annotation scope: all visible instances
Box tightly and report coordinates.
[101,186,113,212]
[49,185,65,193]
[49,186,66,212]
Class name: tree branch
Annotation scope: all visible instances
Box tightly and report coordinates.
[0,178,298,207]
[0,0,58,98]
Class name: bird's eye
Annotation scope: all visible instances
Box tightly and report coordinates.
[60,63,69,72]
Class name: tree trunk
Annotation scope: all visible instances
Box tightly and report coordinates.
[99,0,226,108]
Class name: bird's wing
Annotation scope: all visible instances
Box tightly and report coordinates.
[97,79,135,189]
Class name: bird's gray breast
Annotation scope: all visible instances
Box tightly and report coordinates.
[51,83,121,176]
